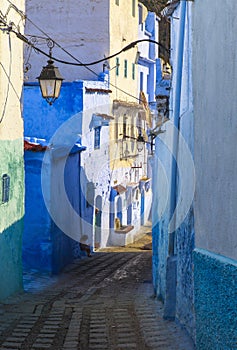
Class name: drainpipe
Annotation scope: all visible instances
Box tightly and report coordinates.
[164,0,187,320]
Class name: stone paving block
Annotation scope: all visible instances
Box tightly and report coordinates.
[5,336,26,342]
[116,343,137,348]
[42,325,59,329]
[89,331,107,336]
[15,325,32,330]
[39,328,56,334]
[2,341,23,348]
[38,333,55,338]
[11,330,29,336]
[63,341,79,348]
[0,251,195,350]
[89,345,109,350]
[64,336,78,343]
[32,344,51,349]
[34,337,53,344]
[90,333,108,340]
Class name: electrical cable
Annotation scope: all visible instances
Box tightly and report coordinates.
[15,30,169,68]
[3,1,169,103]
[0,34,12,124]
[12,28,155,102]
[25,17,100,78]
[9,24,142,102]
[2,3,160,102]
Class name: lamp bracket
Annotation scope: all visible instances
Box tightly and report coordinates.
[47,39,55,57]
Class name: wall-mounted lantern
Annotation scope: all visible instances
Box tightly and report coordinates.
[37,40,64,105]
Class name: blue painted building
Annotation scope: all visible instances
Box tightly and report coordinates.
[152,0,195,341]
[23,78,111,273]
[138,8,159,106]
[23,140,85,273]
[153,1,237,348]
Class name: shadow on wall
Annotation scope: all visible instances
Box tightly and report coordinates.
[0,218,24,300]
[23,150,94,276]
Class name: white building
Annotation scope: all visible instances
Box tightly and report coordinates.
[24,0,153,249]
[0,0,25,299]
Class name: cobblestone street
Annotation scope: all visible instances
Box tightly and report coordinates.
[0,233,195,350]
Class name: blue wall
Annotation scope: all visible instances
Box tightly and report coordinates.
[23,82,85,274]
[152,74,195,335]
[24,81,83,140]
[176,208,195,338]
[152,135,171,301]
[23,149,82,274]
[194,248,237,349]
[23,151,52,272]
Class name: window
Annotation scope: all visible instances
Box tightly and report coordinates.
[124,59,128,78]
[131,118,135,152]
[140,72,144,91]
[94,127,101,149]
[116,57,119,76]
[123,114,127,137]
[132,63,135,80]
[115,0,119,5]
[138,4,142,24]
[132,0,136,17]
[2,174,10,203]
[115,120,118,141]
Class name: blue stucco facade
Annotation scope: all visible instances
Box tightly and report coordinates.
[138,11,158,105]
[23,77,111,273]
[23,146,83,274]
[176,209,195,337]
[152,1,195,340]
[193,249,237,349]
[24,81,84,141]
[152,135,171,302]
[23,150,51,272]
[23,81,86,274]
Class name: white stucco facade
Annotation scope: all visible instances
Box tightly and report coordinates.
[0,0,25,230]
[193,0,237,260]
[24,0,152,249]
[25,0,139,101]
[109,0,139,101]
[80,80,111,248]
[25,0,110,82]
[0,0,25,299]
[0,1,24,141]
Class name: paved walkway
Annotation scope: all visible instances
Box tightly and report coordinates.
[0,226,195,350]
[98,221,153,253]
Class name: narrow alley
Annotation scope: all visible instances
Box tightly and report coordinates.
[0,247,194,349]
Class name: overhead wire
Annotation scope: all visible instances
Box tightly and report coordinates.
[0,34,13,124]
[4,0,168,103]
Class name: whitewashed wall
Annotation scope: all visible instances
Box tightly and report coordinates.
[25,0,110,82]
[193,0,237,260]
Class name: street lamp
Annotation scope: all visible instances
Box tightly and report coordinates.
[137,130,146,152]
[120,130,146,153]
[37,40,64,105]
